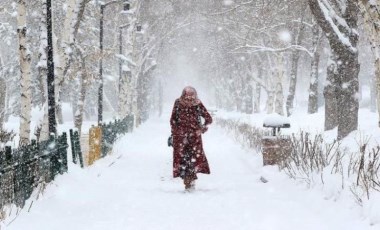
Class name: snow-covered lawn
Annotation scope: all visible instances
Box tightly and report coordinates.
[3,115,374,230]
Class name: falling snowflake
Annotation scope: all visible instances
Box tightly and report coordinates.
[223,0,234,6]
[278,30,291,43]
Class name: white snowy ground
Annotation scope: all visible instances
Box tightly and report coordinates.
[3,115,375,230]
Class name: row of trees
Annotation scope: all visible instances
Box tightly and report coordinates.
[0,0,379,142]
[176,0,379,140]
[0,0,170,145]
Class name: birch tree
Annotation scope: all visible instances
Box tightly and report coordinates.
[0,56,6,127]
[55,0,89,124]
[73,47,87,135]
[17,0,32,145]
[37,0,50,141]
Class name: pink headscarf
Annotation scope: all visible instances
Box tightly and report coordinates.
[179,86,201,106]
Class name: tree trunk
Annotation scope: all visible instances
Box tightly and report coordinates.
[309,0,360,139]
[359,0,380,126]
[38,0,50,142]
[254,66,262,113]
[308,23,321,114]
[0,77,6,128]
[286,51,300,116]
[36,0,47,109]
[308,52,320,114]
[74,55,87,135]
[266,90,275,114]
[56,0,88,124]
[245,83,253,114]
[119,68,131,118]
[336,50,360,140]
[0,56,5,128]
[376,58,380,126]
[274,54,284,115]
[55,0,76,124]
[128,0,140,127]
[18,0,32,146]
[286,4,306,116]
[324,55,338,131]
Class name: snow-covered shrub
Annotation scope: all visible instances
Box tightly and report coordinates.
[216,117,380,206]
[215,117,268,152]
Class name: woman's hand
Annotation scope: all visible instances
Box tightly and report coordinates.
[201,126,208,134]
[196,126,208,136]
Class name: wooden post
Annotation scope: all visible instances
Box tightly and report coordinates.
[89,126,102,165]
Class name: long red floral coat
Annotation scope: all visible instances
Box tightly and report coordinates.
[170,99,213,178]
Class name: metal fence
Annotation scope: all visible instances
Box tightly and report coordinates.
[101,115,134,157]
[0,133,68,209]
[69,129,84,168]
[0,115,134,209]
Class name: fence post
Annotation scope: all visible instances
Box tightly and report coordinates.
[101,124,108,157]
[60,132,68,173]
[74,131,84,168]
[4,146,13,206]
[69,129,77,164]
[5,146,12,165]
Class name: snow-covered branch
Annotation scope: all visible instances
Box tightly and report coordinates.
[231,44,314,57]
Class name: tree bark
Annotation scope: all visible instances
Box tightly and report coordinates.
[274,54,284,115]
[254,65,262,113]
[286,51,301,116]
[74,50,87,135]
[308,23,321,114]
[0,77,6,128]
[17,0,32,145]
[38,0,50,142]
[266,90,275,114]
[308,52,320,114]
[359,0,380,126]
[324,55,339,131]
[56,0,88,124]
[245,82,253,114]
[309,0,360,139]
[0,56,5,128]
[286,3,306,116]
[127,0,140,127]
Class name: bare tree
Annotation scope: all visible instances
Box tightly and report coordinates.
[358,0,380,127]
[286,2,308,116]
[309,0,360,139]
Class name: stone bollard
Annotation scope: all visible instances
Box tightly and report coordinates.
[262,136,291,166]
[262,114,291,166]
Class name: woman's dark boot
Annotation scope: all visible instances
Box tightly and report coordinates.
[184,177,192,190]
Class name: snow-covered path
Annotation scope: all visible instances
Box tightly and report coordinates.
[6,116,372,230]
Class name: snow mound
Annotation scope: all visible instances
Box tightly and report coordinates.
[263,113,291,127]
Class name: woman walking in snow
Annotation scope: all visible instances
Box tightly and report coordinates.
[170,86,213,190]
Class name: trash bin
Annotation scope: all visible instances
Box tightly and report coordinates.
[262,114,291,166]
